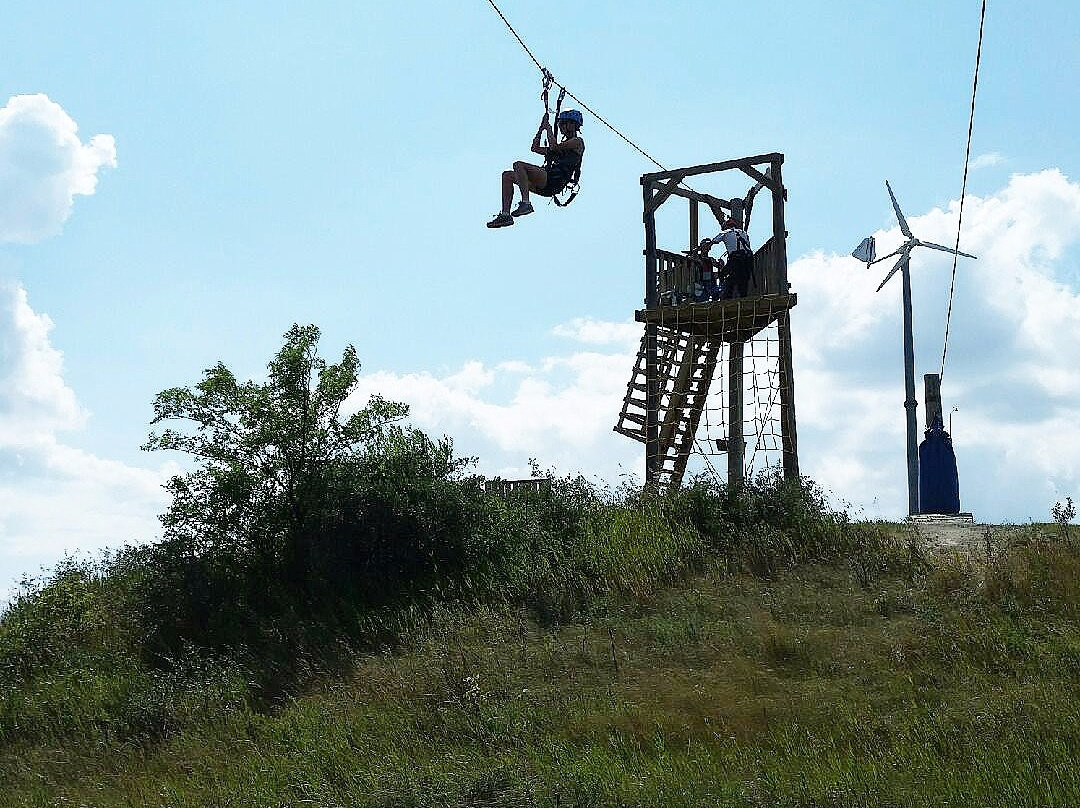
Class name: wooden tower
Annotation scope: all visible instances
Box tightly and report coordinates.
[614,153,800,488]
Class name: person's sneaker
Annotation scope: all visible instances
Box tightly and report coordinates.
[486,213,514,228]
[511,201,534,217]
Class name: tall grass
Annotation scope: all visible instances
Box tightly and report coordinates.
[0,465,871,747]
[2,462,1078,805]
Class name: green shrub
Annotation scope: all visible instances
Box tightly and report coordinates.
[0,324,905,751]
[667,470,878,577]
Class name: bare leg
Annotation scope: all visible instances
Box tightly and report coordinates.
[513,161,532,206]
[513,161,547,207]
[501,170,516,215]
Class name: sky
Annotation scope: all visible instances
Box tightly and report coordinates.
[2,1,1080,596]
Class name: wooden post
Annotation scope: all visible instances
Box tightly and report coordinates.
[690,199,699,303]
[643,180,659,308]
[923,373,942,429]
[643,180,661,486]
[777,310,800,480]
[770,158,788,291]
[689,199,699,250]
[728,341,745,485]
[728,197,745,229]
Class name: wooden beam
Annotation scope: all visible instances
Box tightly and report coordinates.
[646,176,684,215]
[662,184,730,211]
[738,165,780,195]
[636,293,797,325]
[642,152,784,183]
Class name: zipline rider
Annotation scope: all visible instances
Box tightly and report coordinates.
[487,109,584,228]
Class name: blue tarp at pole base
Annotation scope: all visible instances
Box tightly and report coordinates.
[918,414,961,515]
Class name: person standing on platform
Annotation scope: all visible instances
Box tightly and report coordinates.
[701,218,754,299]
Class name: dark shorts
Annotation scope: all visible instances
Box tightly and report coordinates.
[535,167,571,197]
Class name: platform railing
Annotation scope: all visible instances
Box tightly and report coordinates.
[653,239,787,307]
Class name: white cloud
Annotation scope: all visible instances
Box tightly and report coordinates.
[970,152,1004,170]
[0,94,117,244]
[551,317,641,348]
[0,283,168,600]
[352,170,1080,522]
[0,282,85,443]
[350,346,642,483]
[790,169,1080,519]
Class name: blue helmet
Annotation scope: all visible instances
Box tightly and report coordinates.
[557,109,583,127]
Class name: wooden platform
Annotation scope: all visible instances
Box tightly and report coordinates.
[635,293,797,343]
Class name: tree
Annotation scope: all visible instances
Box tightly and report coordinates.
[143,324,408,591]
[1051,496,1075,548]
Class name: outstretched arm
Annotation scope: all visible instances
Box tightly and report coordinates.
[531,113,554,156]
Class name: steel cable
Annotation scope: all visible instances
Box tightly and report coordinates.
[940,0,988,382]
[483,0,673,174]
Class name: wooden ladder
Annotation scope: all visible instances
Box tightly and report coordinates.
[614,326,720,487]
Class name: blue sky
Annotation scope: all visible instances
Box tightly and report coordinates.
[2,1,1080,594]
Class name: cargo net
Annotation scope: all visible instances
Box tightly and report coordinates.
[695,322,785,478]
[614,312,791,489]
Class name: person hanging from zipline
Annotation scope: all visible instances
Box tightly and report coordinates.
[487,106,585,228]
[487,109,584,228]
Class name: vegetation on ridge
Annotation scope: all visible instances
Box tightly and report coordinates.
[1,325,1077,807]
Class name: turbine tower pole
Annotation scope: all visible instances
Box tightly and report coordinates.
[854,181,978,518]
[900,259,919,515]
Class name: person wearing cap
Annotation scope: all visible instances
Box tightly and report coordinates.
[487,109,585,228]
[701,217,754,299]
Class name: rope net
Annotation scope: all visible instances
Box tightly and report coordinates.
[698,322,788,473]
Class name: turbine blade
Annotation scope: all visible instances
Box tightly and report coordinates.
[919,241,978,259]
[875,252,909,292]
[867,245,905,267]
[886,180,913,238]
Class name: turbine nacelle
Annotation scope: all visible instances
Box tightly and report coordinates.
[851,236,876,263]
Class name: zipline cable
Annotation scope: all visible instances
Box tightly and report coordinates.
[484,0,545,74]
[483,0,674,175]
[940,0,987,383]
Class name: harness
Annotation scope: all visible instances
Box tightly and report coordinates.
[537,70,582,207]
[725,229,753,258]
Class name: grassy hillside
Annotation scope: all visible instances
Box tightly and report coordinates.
[2,502,1078,806]
[2,328,1076,806]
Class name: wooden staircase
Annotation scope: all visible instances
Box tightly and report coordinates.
[614,326,720,487]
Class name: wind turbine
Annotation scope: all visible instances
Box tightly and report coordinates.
[852,180,977,516]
